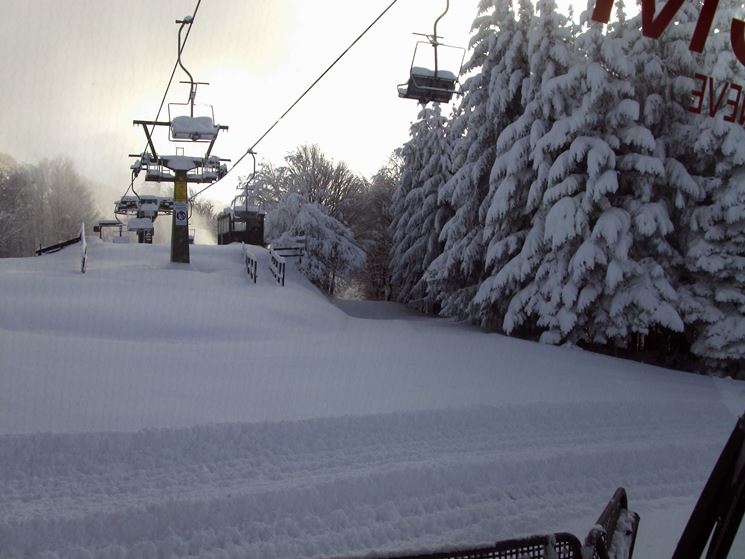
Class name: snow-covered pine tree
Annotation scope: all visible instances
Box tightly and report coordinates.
[473,0,575,331]
[676,1,745,371]
[425,0,532,318]
[268,193,366,296]
[390,104,451,311]
[501,1,685,348]
[609,1,707,359]
[390,115,426,304]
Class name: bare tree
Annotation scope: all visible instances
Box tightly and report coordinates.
[282,144,365,221]
[349,153,401,300]
[0,155,99,256]
[238,161,289,212]
[0,155,30,257]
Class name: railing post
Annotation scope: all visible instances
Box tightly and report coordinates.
[80,222,87,274]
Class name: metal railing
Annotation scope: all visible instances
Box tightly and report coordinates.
[34,222,88,274]
[35,236,82,256]
[270,249,286,286]
[242,242,257,283]
[272,236,306,263]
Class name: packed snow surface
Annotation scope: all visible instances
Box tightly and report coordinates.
[1,240,744,559]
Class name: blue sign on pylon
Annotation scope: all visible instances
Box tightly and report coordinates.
[175,204,188,226]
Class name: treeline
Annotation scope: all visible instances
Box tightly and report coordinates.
[0,155,99,257]
[387,0,745,375]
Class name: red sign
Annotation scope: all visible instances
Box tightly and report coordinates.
[591,0,745,66]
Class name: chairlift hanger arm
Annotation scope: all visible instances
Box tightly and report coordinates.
[132,120,168,159]
[433,0,449,45]
[176,19,196,114]
[433,0,449,75]
[204,125,230,158]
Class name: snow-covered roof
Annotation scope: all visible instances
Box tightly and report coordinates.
[171,116,219,141]
[411,66,457,81]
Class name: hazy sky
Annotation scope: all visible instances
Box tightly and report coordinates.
[0,0,584,211]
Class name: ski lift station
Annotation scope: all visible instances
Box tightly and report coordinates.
[217,206,265,246]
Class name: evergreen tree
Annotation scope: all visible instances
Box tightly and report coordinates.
[501,1,685,347]
[390,105,450,311]
[390,120,425,303]
[677,1,745,370]
[426,0,532,318]
[474,0,574,330]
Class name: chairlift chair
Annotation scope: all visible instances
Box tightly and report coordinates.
[168,89,220,143]
[127,216,155,244]
[398,51,463,104]
[167,19,225,146]
[398,0,465,105]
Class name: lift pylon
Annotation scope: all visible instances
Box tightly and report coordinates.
[127,14,229,263]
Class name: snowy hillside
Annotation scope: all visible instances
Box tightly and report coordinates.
[1,239,744,559]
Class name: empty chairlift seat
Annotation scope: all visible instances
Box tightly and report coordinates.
[137,196,160,218]
[399,66,458,104]
[127,217,154,232]
[115,196,139,213]
[170,115,219,142]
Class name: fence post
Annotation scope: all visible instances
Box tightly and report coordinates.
[80,222,87,274]
[242,242,258,284]
[269,249,286,286]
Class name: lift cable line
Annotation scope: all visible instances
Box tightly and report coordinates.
[189,0,400,202]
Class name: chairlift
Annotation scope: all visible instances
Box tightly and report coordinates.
[167,19,221,143]
[127,217,155,244]
[398,0,465,105]
[114,194,174,216]
[168,90,220,143]
[216,150,265,246]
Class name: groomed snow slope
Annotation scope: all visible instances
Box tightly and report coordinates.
[1,239,744,559]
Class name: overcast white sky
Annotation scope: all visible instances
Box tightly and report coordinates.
[0,0,585,211]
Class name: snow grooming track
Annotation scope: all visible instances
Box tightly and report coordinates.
[0,401,733,559]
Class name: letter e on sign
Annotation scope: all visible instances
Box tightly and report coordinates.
[690,73,707,114]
